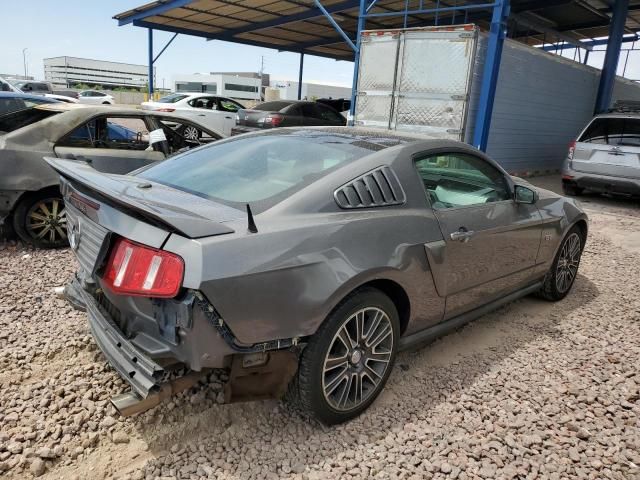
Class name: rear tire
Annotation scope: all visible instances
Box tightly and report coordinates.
[538,225,584,301]
[290,288,399,425]
[12,191,68,248]
[562,183,583,196]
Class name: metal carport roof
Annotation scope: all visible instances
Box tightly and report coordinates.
[115,0,640,61]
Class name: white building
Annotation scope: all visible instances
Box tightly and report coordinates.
[269,79,351,101]
[172,73,261,100]
[44,56,150,89]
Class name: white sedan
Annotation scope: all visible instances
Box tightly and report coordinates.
[141,93,244,136]
[77,90,115,105]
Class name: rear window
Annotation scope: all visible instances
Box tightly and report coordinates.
[579,117,640,147]
[138,131,381,212]
[158,94,188,104]
[253,101,294,112]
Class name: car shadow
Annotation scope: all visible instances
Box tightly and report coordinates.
[128,273,598,474]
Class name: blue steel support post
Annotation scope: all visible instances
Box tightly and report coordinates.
[471,0,509,152]
[594,0,629,113]
[298,53,304,100]
[148,28,154,97]
[348,0,366,125]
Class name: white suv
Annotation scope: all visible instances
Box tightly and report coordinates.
[562,107,640,198]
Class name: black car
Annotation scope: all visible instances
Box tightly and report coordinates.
[232,100,346,135]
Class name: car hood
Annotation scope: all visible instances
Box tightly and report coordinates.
[45,157,244,238]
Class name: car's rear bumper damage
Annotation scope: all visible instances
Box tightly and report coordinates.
[64,275,300,415]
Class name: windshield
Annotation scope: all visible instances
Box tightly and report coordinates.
[157,94,188,104]
[138,131,383,212]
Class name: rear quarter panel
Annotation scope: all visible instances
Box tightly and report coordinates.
[163,146,447,345]
[165,210,446,345]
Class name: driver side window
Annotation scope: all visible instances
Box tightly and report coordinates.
[415,152,511,210]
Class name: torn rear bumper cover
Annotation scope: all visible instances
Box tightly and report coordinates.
[77,285,165,398]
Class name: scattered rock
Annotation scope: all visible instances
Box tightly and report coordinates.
[111,432,130,444]
[30,458,45,477]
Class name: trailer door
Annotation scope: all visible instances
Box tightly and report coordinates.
[392,28,477,139]
[353,31,400,129]
[354,26,477,140]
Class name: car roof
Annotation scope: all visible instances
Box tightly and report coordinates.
[175,92,219,97]
[11,104,220,141]
[0,92,58,102]
[233,126,458,146]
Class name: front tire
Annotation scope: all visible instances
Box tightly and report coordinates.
[12,192,68,248]
[538,225,584,301]
[292,288,399,424]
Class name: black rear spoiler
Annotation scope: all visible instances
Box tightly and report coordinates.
[44,157,240,238]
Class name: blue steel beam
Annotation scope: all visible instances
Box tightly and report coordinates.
[118,0,193,26]
[541,34,638,52]
[314,0,357,52]
[366,0,380,13]
[472,0,510,151]
[349,0,367,123]
[365,2,498,18]
[594,0,630,113]
[298,53,304,100]
[210,0,360,40]
[132,20,351,61]
[148,28,154,96]
[153,32,179,63]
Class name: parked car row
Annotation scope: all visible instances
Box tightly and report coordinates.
[142,93,349,136]
[1,78,113,104]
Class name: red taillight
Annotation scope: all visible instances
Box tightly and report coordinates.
[567,140,576,161]
[156,108,175,112]
[103,238,184,298]
[264,114,284,127]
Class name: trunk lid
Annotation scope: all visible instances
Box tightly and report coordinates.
[236,109,271,127]
[573,142,640,179]
[45,157,243,238]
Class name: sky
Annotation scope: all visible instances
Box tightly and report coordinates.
[0,0,355,87]
[0,1,638,87]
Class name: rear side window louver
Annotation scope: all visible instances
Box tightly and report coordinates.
[334,166,406,209]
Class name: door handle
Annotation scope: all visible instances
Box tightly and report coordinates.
[450,228,475,242]
[225,116,232,119]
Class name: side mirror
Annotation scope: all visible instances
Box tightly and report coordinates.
[514,185,537,204]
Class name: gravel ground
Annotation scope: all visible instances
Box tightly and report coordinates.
[1,188,639,480]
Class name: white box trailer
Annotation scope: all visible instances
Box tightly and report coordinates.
[353,24,640,174]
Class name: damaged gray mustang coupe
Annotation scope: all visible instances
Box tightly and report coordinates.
[47,127,588,424]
